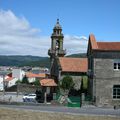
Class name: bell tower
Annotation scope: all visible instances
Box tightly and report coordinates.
[48,19,66,60]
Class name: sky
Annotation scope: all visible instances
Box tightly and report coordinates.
[0,0,120,56]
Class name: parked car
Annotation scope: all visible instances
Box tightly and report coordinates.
[23,93,36,102]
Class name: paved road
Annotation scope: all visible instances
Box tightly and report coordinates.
[0,104,120,117]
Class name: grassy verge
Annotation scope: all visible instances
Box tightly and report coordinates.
[0,108,119,120]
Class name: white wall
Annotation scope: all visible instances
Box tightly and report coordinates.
[7,78,18,87]
[0,76,3,91]
[12,68,25,81]
[28,77,36,83]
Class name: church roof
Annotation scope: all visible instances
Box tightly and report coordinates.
[59,57,88,73]
[88,34,120,51]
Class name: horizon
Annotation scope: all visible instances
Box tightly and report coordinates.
[0,0,120,56]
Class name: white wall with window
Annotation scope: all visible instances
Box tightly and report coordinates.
[113,85,120,99]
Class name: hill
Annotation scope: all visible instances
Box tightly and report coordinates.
[67,53,86,58]
[0,53,87,67]
[0,55,50,68]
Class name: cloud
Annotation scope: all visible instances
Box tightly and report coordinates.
[0,10,88,57]
[64,35,88,55]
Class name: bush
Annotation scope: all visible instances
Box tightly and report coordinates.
[15,80,22,84]
[82,76,88,90]
[33,79,40,86]
[22,75,29,84]
[60,75,74,90]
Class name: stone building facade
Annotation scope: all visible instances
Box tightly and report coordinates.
[87,34,120,107]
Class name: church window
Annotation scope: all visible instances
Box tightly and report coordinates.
[113,85,120,99]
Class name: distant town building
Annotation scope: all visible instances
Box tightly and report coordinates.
[26,72,46,83]
[4,77,18,88]
[12,68,25,81]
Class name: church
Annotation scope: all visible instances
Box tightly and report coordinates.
[48,19,120,107]
[48,19,88,91]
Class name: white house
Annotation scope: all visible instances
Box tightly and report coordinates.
[12,68,25,81]
[5,77,18,88]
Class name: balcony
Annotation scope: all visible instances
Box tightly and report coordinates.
[48,49,66,56]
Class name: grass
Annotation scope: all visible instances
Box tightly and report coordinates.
[0,108,119,120]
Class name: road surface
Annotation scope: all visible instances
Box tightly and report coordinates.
[0,104,120,117]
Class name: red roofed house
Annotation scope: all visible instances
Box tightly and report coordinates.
[51,57,88,90]
[26,72,46,83]
[5,77,18,88]
[87,34,120,107]
[40,78,57,95]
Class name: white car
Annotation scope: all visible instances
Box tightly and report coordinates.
[23,94,36,102]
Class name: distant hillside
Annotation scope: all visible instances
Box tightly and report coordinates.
[0,55,50,68]
[67,53,87,58]
[0,53,87,67]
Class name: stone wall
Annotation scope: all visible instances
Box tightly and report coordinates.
[17,84,41,94]
[94,58,120,107]
[93,51,120,59]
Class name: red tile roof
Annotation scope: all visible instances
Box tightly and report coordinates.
[5,77,14,81]
[89,34,120,51]
[26,72,46,78]
[89,34,98,49]
[40,79,57,86]
[97,42,120,51]
[59,57,88,72]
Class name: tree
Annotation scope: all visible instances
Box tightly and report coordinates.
[33,79,40,86]
[81,76,88,95]
[60,75,74,91]
[81,76,88,90]
[15,80,22,84]
[58,75,74,104]
[22,75,29,84]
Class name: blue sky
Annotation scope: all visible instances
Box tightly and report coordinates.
[0,0,120,56]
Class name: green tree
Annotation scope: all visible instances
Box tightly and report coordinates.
[22,75,29,84]
[82,76,88,90]
[15,80,22,84]
[60,75,74,91]
[33,79,40,86]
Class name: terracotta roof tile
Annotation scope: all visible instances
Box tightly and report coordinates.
[5,77,14,81]
[97,42,120,51]
[59,57,88,72]
[89,34,120,51]
[89,34,98,49]
[26,72,46,78]
[40,79,57,86]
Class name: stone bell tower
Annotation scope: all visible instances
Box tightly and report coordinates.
[48,19,66,60]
